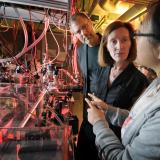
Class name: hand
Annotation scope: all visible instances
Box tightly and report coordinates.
[88,93,108,111]
[85,98,105,125]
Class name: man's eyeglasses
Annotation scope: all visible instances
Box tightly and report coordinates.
[133,32,160,39]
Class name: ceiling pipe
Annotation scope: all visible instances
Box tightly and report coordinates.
[81,0,85,12]
[98,0,118,12]
[129,9,147,22]
[94,15,105,30]
[117,4,146,21]
[120,0,158,6]
[87,0,99,16]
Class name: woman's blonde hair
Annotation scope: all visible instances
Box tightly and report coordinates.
[98,21,137,67]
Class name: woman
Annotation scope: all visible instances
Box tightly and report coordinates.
[86,2,160,160]
[93,21,149,139]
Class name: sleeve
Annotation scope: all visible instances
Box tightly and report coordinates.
[77,47,81,64]
[77,47,81,71]
[93,110,160,160]
[77,46,84,84]
[105,105,129,127]
[129,71,149,106]
[92,66,104,95]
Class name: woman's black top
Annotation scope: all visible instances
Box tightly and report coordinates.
[93,63,149,138]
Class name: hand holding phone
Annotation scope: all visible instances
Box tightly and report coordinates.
[85,97,106,125]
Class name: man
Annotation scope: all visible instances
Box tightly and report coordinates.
[70,12,101,160]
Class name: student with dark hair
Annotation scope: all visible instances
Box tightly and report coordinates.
[86,2,160,160]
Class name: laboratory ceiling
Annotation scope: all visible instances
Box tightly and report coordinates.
[0,0,159,33]
[76,0,159,33]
